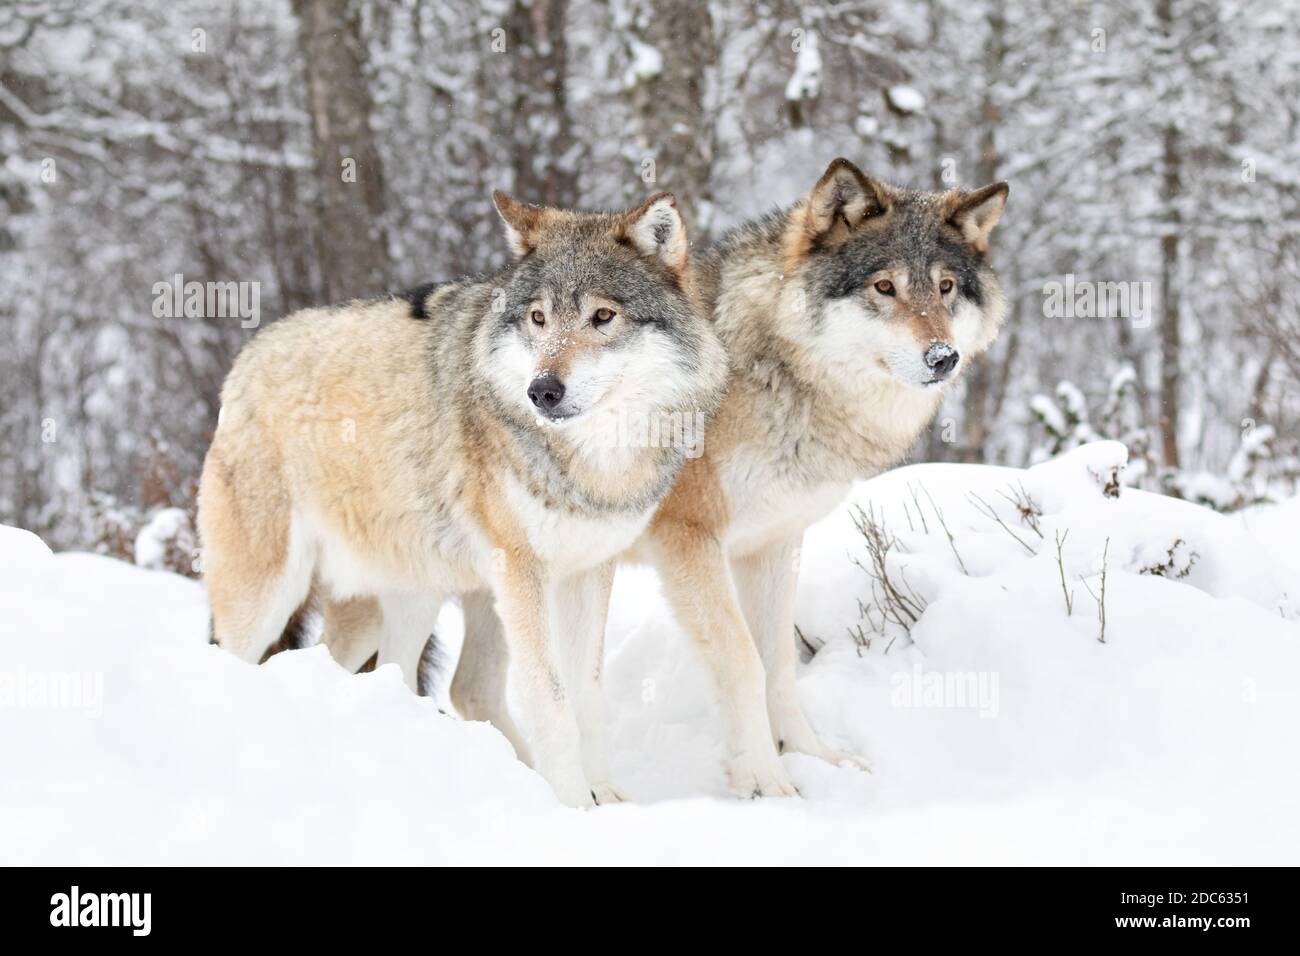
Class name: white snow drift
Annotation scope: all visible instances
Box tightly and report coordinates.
[1,442,1297,865]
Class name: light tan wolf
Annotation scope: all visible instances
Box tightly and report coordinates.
[198,191,728,807]
[446,159,1009,797]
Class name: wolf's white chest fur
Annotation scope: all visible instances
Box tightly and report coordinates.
[715,367,942,558]
[501,472,654,574]
[719,450,850,557]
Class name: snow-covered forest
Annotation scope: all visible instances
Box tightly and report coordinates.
[2,0,1298,557]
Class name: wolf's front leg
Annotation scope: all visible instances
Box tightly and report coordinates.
[493,553,593,808]
[731,535,869,771]
[550,561,623,804]
[648,525,798,798]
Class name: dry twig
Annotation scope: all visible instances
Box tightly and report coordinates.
[967,491,1038,555]
[996,481,1044,538]
[1055,529,1074,615]
[905,483,930,535]
[1079,537,1110,643]
[850,504,928,648]
[920,484,969,574]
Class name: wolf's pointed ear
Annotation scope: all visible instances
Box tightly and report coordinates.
[618,192,688,276]
[492,190,545,258]
[946,182,1009,255]
[806,158,891,238]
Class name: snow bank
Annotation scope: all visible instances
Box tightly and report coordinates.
[792,443,1299,816]
[2,443,1298,864]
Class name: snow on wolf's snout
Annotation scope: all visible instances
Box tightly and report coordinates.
[791,158,1008,390]
[489,191,706,431]
[198,187,727,809]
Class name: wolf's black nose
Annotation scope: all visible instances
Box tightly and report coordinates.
[925,343,959,379]
[528,374,566,411]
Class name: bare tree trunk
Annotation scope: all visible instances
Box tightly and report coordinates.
[627,0,716,234]
[506,0,578,208]
[925,0,951,192]
[1156,0,1182,469]
[959,6,1005,464]
[1158,119,1183,469]
[293,0,389,301]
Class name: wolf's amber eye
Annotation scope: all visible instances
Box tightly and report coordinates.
[592,307,615,327]
[939,278,955,295]
[530,309,545,326]
[874,280,895,296]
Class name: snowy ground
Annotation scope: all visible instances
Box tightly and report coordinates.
[2,442,1298,865]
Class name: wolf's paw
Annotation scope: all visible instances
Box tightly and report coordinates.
[556,786,597,809]
[726,754,800,800]
[802,744,872,772]
[779,735,872,772]
[772,707,871,772]
[544,770,597,809]
[589,782,628,805]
